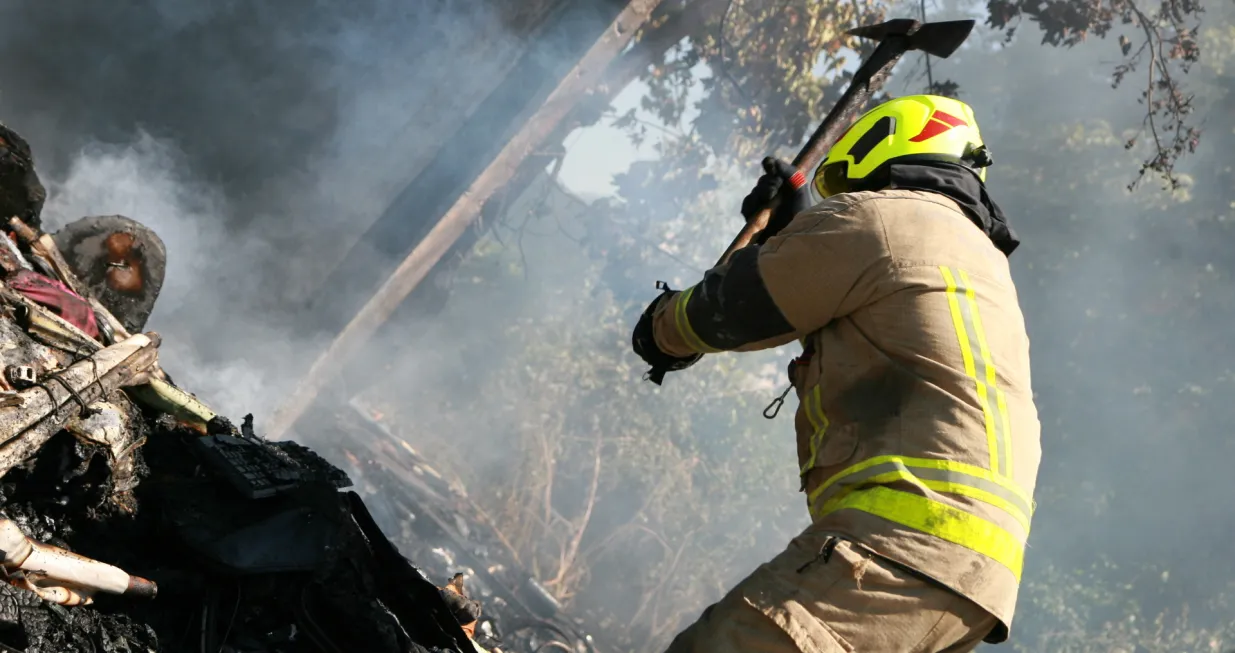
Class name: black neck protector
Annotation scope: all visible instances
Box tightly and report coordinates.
[855,160,1020,257]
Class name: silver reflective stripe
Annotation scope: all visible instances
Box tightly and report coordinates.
[811,459,1032,528]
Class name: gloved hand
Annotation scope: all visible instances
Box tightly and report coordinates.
[740,157,811,245]
[632,288,703,384]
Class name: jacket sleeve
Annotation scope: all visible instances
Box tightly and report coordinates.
[650,196,888,358]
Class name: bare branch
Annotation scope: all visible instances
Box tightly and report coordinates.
[987,0,1203,189]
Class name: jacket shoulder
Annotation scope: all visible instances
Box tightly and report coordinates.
[777,191,887,239]
[853,190,1008,276]
[781,189,956,234]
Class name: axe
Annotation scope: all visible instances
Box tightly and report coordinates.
[645,17,975,385]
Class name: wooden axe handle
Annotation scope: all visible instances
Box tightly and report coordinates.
[718,200,774,266]
[718,26,927,263]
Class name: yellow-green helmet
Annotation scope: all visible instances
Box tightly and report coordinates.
[813,95,992,199]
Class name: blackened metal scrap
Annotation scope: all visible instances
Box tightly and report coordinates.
[440,573,483,630]
[0,582,158,652]
[0,412,484,652]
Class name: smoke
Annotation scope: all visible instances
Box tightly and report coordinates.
[4,0,1235,650]
[42,134,228,316]
[1,5,730,645]
[0,0,546,417]
[36,134,272,412]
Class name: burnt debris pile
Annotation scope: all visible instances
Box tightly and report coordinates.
[304,401,600,653]
[0,120,601,653]
[0,407,476,652]
[0,121,496,652]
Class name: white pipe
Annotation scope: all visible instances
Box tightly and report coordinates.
[0,518,156,600]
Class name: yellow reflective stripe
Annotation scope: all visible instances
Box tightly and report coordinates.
[804,386,822,432]
[921,479,1030,534]
[672,286,721,354]
[940,266,1003,473]
[809,454,1033,511]
[808,458,1032,531]
[940,267,977,377]
[815,486,1024,580]
[798,386,831,475]
[959,269,1015,475]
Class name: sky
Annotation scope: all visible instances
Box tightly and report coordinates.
[560,81,651,199]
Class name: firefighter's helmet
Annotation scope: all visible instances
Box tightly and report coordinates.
[813,95,992,198]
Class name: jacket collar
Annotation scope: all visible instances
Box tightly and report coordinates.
[883,162,1020,257]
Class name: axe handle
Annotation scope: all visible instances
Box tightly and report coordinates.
[717,35,910,266]
[716,196,777,266]
[646,33,916,385]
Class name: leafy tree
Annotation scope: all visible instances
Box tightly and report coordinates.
[985,0,1203,188]
[617,0,1204,196]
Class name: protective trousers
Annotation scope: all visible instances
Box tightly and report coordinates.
[662,525,998,653]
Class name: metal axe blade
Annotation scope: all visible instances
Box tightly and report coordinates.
[846,18,920,40]
[846,18,976,59]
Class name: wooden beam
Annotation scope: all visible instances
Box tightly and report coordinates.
[318,0,709,403]
[302,0,627,337]
[267,0,665,441]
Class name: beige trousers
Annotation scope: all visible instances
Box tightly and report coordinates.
[663,526,998,653]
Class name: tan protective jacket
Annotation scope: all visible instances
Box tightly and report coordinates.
[651,189,1041,642]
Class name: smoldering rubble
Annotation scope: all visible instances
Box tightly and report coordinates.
[0,125,597,653]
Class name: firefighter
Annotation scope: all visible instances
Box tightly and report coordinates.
[632,95,1041,652]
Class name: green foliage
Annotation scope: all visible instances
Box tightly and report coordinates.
[630,0,880,164]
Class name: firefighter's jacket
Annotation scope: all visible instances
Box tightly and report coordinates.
[650,188,1041,642]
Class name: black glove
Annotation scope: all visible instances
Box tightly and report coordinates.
[632,284,703,384]
[740,157,811,245]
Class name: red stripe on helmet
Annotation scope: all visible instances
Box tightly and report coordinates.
[909,119,951,142]
[931,110,968,127]
[908,109,969,142]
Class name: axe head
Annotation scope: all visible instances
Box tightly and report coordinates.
[846,18,976,59]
